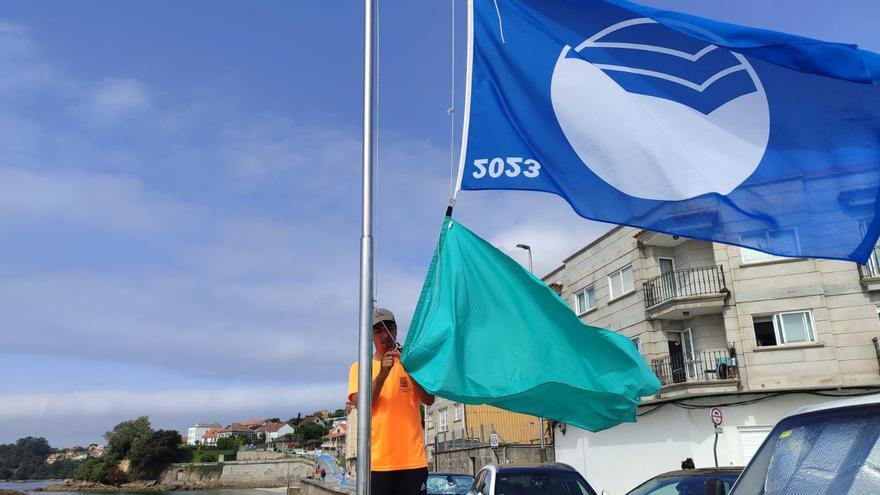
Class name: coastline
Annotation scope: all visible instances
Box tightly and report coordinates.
[35,480,294,493]
[36,481,171,493]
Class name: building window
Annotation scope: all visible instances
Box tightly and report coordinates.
[454,403,464,421]
[630,336,641,354]
[575,286,596,314]
[426,411,434,430]
[740,229,799,263]
[608,265,634,300]
[439,408,448,432]
[753,311,816,346]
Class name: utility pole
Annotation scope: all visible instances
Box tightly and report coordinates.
[357,0,376,493]
[516,243,545,460]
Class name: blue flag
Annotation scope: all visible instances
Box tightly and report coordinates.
[459,0,880,263]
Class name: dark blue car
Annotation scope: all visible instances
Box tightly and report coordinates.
[626,468,742,495]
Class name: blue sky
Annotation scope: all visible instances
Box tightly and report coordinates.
[0,1,878,447]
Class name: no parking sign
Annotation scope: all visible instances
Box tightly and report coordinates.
[710,407,723,427]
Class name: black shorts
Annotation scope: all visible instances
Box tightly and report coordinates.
[371,467,428,495]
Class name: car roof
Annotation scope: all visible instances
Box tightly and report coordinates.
[786,393,880,417]
[654,467,744,478]
[487,463,579,474]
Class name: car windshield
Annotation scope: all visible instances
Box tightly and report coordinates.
[627,472,739,495]
[495,471,596,495]
[731,404,880,495]
[427,474,474,494]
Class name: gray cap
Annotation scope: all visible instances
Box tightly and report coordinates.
[373,308,396,326]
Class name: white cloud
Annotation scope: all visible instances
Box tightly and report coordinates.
[487,215,612,276]
[0,167,195,234]
[0,21,57,92]
[0,383,344,420]
[87,78,151,123]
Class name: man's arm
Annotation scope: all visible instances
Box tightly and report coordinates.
[349,370,391,407]
[412,378,435,406]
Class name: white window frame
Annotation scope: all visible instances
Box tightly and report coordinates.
[681,328,697,379]
[608,264,635,300]
[439,408,448,432]
[740,228,800,264]
[426,410,435,430]
[454,403,463,422]
[753,310,817,346]
[773,310,817,344]
[740,247,778,264]
[574,285,596,314]
[630,336,642,355]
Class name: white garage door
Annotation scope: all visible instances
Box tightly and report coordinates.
[738,426,772,464]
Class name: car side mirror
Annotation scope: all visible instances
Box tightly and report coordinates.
[705,477,727,495]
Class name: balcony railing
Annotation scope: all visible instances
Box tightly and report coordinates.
[643,265,726,308]
[651,349,738,386]
[859,245,880,278]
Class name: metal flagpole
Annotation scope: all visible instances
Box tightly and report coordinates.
[357,0,376,493]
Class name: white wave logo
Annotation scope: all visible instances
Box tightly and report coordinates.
[550,18,770,201]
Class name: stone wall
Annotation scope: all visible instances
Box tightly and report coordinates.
[237,450,294,461]
[299,479,353,495]
[432,445,553,476]
[160,459,313,489]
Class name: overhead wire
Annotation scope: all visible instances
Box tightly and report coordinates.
[448,0,457,203]
[636,388,880,418]
[373,0,381,304]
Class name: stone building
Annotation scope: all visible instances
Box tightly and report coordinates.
[545,226,880,494]
[424,398,552,471]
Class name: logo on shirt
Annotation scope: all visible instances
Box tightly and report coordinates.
[399,376,410,392]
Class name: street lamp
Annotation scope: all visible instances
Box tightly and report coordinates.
[515,242,544,458]
[515,243,533,273]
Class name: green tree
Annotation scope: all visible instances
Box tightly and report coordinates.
[0,437,51,480]
[216,436,240,451]
[127,430,188,480]
[332,409,345,417]
[104,416,153,461]
[75,458,127,485]
[294,422,328,448]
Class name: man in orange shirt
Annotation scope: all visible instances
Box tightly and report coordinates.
[348,308,435,495]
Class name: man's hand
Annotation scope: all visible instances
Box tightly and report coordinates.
[373,349,399,408]
[379,349,401,376]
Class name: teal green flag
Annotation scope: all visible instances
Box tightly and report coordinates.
[401,218,660,432]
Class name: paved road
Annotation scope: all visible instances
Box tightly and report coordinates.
[316,452,355,488]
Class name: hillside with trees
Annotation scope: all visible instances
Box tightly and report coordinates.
[0,437,85,480]
[76,416,189,484]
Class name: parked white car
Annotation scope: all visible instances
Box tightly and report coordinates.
[468,463,598,495]
[710,393,880,495]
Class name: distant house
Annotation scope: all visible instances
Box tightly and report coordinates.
[315,410,332,419]
[187,422,222,446]
[329,416,347,428]
[322,423,347,453]
[240,418,269,431]
[300,415,324,426]
[202,427,223,446]
[219,423,255,442]
[262,422,295,442]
